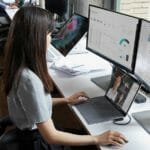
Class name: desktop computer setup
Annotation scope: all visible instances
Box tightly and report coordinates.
[85,5,150,132]
[47,2,150,133]
[87,5,139,88]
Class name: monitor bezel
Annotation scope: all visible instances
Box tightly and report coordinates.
[86,5,140,73]
[105,67,141,115]
[133,19,150,93]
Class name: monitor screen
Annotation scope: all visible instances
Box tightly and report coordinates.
[134,20,150,92]
[51,14,88,56]
[74,0,102,18]
[87,6,139,72]
[106,67,140,113]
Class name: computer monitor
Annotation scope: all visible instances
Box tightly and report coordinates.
[134,19,150,93]
[51,14,88,56]
[87,5,140,72]
[132,19,150,131]
[74,0,102,18]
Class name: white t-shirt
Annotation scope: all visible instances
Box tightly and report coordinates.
[7,68,52,130]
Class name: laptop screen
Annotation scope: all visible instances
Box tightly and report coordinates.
[51,14,88,56]
[106,67,140,113]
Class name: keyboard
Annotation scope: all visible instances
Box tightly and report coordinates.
[75,96,122,124]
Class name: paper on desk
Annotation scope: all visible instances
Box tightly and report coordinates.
[66,52,112,71]
[50,58,90,75]
[49,55,109,76]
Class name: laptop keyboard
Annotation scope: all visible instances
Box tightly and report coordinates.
[75,96,122,124]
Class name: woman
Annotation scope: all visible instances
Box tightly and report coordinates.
[3,6,127,149]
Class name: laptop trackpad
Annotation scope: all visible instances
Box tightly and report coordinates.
[75,96,122,124]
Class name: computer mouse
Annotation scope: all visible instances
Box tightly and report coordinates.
[135,93,146,103]
[107,139,128,147]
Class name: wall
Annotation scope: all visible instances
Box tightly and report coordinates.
[119,0,150,20]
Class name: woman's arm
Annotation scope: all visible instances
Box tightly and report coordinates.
[52,97,68,106]
[37,118,127,146]
[52,91,88,106]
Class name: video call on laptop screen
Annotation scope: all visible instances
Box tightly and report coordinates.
[106,67,140,113]
[51,14,88,56]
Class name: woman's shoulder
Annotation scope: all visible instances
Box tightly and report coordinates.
[20,68,43,88]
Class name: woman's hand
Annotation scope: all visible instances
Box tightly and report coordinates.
[67,91,88,105]
[94,130,128,147]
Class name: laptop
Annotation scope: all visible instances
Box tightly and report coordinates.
[75,67,141,124]
[51,13,88,56]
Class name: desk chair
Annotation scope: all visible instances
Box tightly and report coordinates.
[0,116,76,150]
[0,116,51,150]
[0,116,13,136]
[0,116,18,150]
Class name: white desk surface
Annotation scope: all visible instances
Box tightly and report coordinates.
[48,52,150,150]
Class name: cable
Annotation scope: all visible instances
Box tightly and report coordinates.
[113,115,131,125]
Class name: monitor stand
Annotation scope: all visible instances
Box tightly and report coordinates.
[132,110,150,134]
[91,64,115,91]
[91,75,112,91]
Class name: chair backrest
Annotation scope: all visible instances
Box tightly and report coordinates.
[0,116,18,150]
[0,126,51,150]
[0,116,72,150]
[0,128,19,150]
[0,116,13,136]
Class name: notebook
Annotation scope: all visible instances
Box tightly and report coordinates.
[51,13,88,56]
[75,67,141,124]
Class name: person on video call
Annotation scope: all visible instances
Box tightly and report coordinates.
[115,81,130,106]
[107,75,122,101]
[3,6,127,149]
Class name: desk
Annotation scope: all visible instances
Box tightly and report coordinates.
[48,52,150,150]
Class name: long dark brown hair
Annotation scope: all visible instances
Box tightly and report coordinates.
[3,6,54,96]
